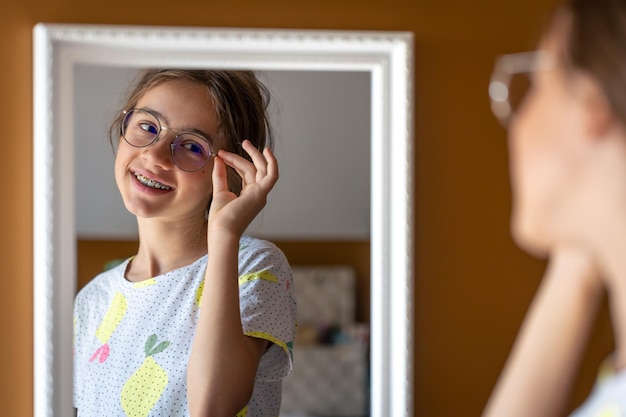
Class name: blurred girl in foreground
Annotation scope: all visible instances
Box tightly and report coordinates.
[483,0,626,415]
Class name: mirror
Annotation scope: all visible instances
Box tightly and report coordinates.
[33,23,414,417]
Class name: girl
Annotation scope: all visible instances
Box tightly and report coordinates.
[483,0,626,415]
[73,69,297,417]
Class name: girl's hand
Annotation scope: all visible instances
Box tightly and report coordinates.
[207,140,278,238]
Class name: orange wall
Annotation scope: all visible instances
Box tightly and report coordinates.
[2,0,614,416]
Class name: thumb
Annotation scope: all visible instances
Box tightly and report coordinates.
[211,156,229,194]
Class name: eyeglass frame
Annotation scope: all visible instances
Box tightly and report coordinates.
[120,108,214,172]
[489,50,554,127]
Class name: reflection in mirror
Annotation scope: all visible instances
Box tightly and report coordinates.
[33,24,414,417]
[74,67,371,241]
[75,65,372,417]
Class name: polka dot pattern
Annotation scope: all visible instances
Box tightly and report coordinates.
[74,235,297,417]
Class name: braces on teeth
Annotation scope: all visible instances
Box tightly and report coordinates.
[134,173,171,190]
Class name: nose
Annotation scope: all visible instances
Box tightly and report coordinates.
[141,131,175,169]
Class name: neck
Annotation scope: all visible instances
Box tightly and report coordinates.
[126,217,208,282]
[591,215,626,370]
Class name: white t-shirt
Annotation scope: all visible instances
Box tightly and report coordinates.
[74,235,297,417]
[569,359,626,417]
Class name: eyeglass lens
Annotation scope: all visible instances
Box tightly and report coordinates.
[122,109,212,172]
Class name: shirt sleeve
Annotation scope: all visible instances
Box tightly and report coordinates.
[237,237,297,381]
[568,358,626,417]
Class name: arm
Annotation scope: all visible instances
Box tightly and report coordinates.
[482,248,604,417]
[187,141,278,417]
[188,231,267,417]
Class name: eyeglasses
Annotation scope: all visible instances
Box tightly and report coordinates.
[121,108,214,172]
[489,51,553,127]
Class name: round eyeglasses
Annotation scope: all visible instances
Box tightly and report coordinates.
[121,108,214,172]
[489,51,553,127]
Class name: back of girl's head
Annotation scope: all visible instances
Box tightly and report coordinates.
[110,69,273,196]
[558,0,626,126]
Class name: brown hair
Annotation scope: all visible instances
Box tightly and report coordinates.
[561,0,626,126]
[110,69,274,196]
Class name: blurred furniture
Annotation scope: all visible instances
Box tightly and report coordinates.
[280,266,370,417]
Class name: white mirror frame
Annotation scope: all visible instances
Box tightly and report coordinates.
[33,23,414,417]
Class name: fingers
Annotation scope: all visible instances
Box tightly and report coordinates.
[211,155,229,194]
[262,146,279,182]
[217,140,278,190]
[242,140,267,178]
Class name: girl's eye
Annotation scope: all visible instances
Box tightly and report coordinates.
[182,141,206,155]
[139,122,159,136]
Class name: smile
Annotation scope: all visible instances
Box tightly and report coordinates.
[133,172,172,190]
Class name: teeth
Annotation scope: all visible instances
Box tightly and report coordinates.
[134,173,172,190]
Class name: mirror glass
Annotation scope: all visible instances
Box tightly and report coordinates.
[33,23,414,417]
[74,66,371,241]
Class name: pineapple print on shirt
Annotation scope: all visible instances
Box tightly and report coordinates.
[90,291,127,363]
[121,334,170,417]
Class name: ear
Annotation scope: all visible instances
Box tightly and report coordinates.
[580,75,615,140]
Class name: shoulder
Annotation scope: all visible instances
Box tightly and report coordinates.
[238,235,291,279]
[239,235,288,264]
[74,259,130,307]
[239,234,280,252]
[570,367,626,417]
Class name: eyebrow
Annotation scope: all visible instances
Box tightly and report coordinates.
[140,107,214,143]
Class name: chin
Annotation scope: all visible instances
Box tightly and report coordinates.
[510,210,552,259]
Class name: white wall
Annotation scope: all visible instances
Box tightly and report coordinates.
[74,66,370,240]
